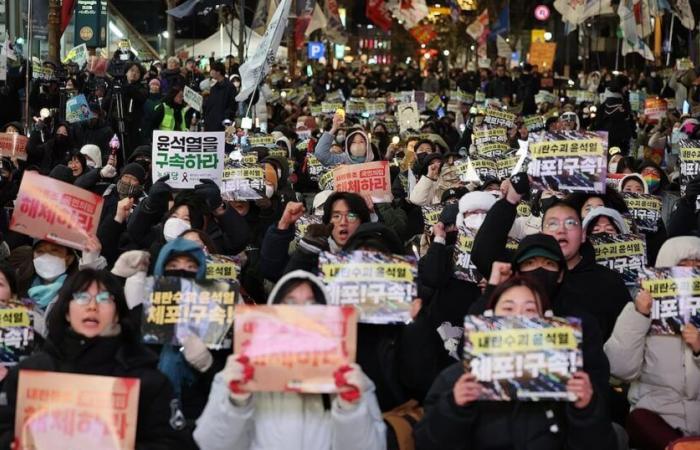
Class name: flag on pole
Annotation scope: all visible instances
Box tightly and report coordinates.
[366,0,393,32]
[554,0,614,25]
[305,3,328,37]
[619,0,655,60]
[60,0,76,34]
[394,0,430,29]
[466,9,489,42]
[253,0,280,33]
[324,0,347,44]
[294,0,316,49]
[488,5,510,40]
[236,0,292,102]
[674,0,695,31]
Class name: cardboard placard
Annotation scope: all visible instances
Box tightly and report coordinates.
[221,166,265,201]
[454,225,518,283]
[15,371,140,450]
[319,250,417,324]
[638,266,700,335]
[0,133,29,160]
[205,254,240,280]
[463,316,583,401]
[421,205,443,233]
[528,42,556,71]
[10,171,103,250]
[152,131,225,188]
[0,300,34,365]
[233,305,357,393]
[589,233,647,286]
[622,193,662,232]
[332,161,392,203]
[142,277,238,349]
[483,108,516,129]
[183,86,203,112]
[65,94,97,123]
[644,97,668,124]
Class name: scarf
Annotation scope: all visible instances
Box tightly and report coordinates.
[28,274,67,309]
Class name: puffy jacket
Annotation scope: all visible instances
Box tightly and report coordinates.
[314,129,374,167]
[605,302,700,435]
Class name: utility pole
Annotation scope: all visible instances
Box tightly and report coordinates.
[47,0,61,63]
[166,0,176,57]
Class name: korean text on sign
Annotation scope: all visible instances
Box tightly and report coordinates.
[152,131,225,188]
[639,266,700,335]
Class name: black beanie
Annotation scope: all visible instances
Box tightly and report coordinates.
[49,165,75,184]
[120,162,146,184]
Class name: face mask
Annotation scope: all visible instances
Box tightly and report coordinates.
[445,230,458,246]
[163,269,197,279]
[643,174,661,193]
[349,143,366,157]
[523,267,560,298]
[540,196,559,214]
[117,180,143,199]
[163,217,191,242]
[335,134,346,144]
[33,254,67,281]
[86,160,96,169]
[265,184,274,198]
[463,213,486,230]
[608,161,618,173]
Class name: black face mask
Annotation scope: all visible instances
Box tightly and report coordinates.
[523,267,561,299]
[445,230,458,246]
[163,269,197,279]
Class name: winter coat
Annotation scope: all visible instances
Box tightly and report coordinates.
[485,75,514,100]
[593,90,635,154]
[413,363,618,450]
[0,331,182,449]
[203,78,237,132]
[314,130,374,167]
[605,302,700,435]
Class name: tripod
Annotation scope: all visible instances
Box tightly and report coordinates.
[107,83,128,165]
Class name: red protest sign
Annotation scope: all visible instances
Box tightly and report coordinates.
[10,171,104,250]
[0,133,28,160]
[409,25,438,46]
[333,161,392,203]
[644,98,668,124]
[234,305,358,393]
[15,371,140,450]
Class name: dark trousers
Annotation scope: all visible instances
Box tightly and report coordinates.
[627,408,683,450]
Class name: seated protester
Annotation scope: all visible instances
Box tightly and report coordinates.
[471,174,632,340]
[127,145,153,191]
[0,269,181,448]
[620,173,647,194]
[127,177,249,264]
[314,112,374,166]
[258,192,371,283]
[408,153,443,206]
[79,144,103,170]
[193,270,386,450]
[668,175,700,237]
[67,150,88,180]
[74,147,120,195]
[605,236,700,450]
[258,154,294,223]
[581,207,630,235]
[415,275,618,450]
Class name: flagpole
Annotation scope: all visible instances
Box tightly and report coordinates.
[666,13,674,66]
[24,0,33,134]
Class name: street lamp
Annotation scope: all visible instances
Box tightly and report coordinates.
[544,32,553,41]
[443,50,450,56]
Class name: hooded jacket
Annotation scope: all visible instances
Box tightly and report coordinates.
[605,236,700,436]
[154,237,207,280]
[314,129,374,167]
[192,271,387,450]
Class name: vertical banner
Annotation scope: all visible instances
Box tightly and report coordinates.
[74,0,107,47]
[152,131,225,188]
[15,371,140,449]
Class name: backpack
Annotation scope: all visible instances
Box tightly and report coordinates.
[383,400,424,450]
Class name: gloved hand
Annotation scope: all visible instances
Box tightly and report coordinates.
[182,334,213,373]
[510,172,530,196]
[100,164,117,179]
[334,363,365,410]
[145,175,172,213]
[195,179,223,212]
[683,175,700,210]
[299,224,333,254]
[223,354,255,405]
[111,250,150,278]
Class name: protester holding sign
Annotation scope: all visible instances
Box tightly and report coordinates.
[314,112,374,167]
[605,236,700,450]
[0,269,181,448]
[193,270,386,450]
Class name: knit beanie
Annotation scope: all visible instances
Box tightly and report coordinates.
[120,162,147,184]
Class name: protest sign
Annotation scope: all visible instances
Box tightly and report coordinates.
[528,42,556,70]
[318,168,335,191]
[464,158,498,182]
[523,115,545,133]
[638,266,700,335]
[527,134,606,193]
[183,86,203,112]
[622,193,662,232]
[483,108,516,129]
[248,135,275,147]
[680,140,700,194]
[306,154,325,182]
[473,127,507,149]
[319,250,417,324]
[321,102,344,114]
[205,254,240,280]
[221,166,265,201]
[0,133,28,160]
[332,161,392,203]
[454,226,518,283]
[233,305,358,392]
[421,205,443,233]
[463,316,583,401]
[65,94,96,123]
[142,277,238,349]
[629,91,646,112]
[644,97,668,124]
[153,131,225,188]
[62,43,88,67]
[241,152,259,164]
[10,171,103,250]
[478,143,509,158]
[15,371,140,450]
[397,102,420,132]
[589,233,647,286]
[534,91,557,105]
[497,154,521,179]
[0,300,33,365]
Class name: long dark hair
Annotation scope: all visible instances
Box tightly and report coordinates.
[486,275,551,314]
[46,269,139,346]
[321,192,371,225]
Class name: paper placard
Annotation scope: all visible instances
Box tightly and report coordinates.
[152,131,225,188]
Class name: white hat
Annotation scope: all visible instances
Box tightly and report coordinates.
[656,236,700,268]
[456,191,496,228]
[581,207,629,234]
[80,144,102,168]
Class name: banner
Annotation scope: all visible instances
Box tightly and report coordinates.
[528,42,557,70]
[183,86,203,112]
[221,166,265,201]
[680,141,700,194]
[15,371,140,449]
[638,266,700,335]
[463,316,583,401]
[473,127,507,149]
[623,192,662,232]
[553,0,613,25]
[152,131,225,188]
[233,305,357,392]
[0,133,29,160]
[332,161,392,203]
[523,115,545,133]
[644,97,668,123]
[454,226,518,282]
[589,233,647,286]
[483,109,516,129]
[10,172,103,250]
[65,94,97,123]
[0,300,34,365]
[205,254,240,280]
[142,277,238,349]
[319,250,417,324]
[527,134,606,193]
[73,0,107,47]
[366,0,392,31]
[236,0,291,101]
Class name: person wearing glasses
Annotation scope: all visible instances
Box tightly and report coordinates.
[472,173,631,341]
[0,269,181,448]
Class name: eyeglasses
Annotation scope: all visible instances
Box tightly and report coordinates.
[72,291,114,306]
[544,218,580,232]
[330,212,360,223]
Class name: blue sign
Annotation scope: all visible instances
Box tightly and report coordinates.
[308,42,325,60]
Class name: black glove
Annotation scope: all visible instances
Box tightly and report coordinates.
[510,172,530,196]
[195,179,223,212]
[145,175,172,213]
[299,224,333,254]
[683,176,700,210]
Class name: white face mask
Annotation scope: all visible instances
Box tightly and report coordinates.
[163,218,191,242]
[349,143,366,157]
[265,184,274,199]
[33,254,67,281]
[608,161,618,173]
[86,160,97,169]
[463,213,486,230]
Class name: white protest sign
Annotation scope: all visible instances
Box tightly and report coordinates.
[152,131,225,188]
[183,86,203,112]
[397,102,420,133]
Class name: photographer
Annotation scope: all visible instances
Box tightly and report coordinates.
[103,62,148,160]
